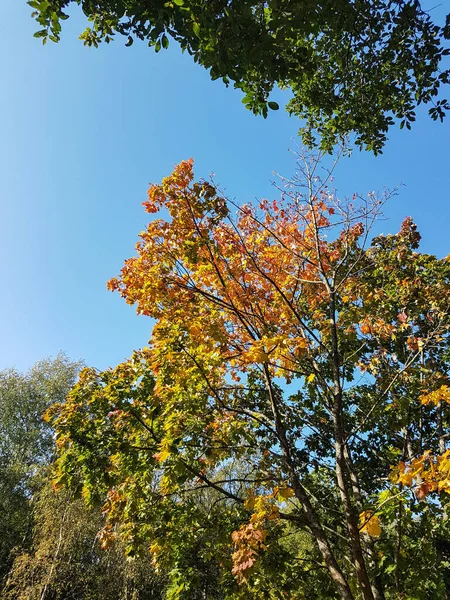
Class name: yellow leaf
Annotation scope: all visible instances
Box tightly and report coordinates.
[277,487,295,500]
[420,385,450,406]
[153,449,171,462]
[306,373,316,383]
[150,542,163,556]
[399,471,413,486]
[359,511,381,537]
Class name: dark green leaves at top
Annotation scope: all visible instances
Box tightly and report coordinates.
[28,1,450,148]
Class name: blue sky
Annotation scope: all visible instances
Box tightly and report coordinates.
[1,1,449,372]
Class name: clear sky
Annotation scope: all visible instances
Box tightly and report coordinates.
[1,1,449,372]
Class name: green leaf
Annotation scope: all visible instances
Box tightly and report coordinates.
[268,101,280,111]
[173,0,184,5]
[125,36,133,47]
[192,22,200,37]
[33,29,47,38]
[162,34,169,49]
[385,564,396,575]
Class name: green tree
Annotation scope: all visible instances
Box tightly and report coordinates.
[46,157,450,599]
[29,0,449,153]
[0,354,81,582]
[3,483,164,600]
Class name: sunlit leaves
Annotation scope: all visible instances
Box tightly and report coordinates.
[29,0,450,152]
[391,451,450,497]
[359,511,381,538]
[420,385,450,406]
[46,158,450,598]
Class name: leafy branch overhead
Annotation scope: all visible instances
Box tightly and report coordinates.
[47,157,450,599]
[29,0,449,153]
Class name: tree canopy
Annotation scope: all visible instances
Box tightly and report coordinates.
[46,157,450,599]
[29,0,449,153]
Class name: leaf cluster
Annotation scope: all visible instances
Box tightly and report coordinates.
[28,0,450,152]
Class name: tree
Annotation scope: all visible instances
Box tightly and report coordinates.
[47,157,450,599]
[0,354,82,583]
[29,0,449,153]
[3,483,164,600]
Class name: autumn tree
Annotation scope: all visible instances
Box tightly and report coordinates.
[29,0,449,153]
[47,157,450,599]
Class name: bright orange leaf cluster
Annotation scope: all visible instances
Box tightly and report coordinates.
[420,385,450,406]
[106,158,369,389]
[391,450,450,497]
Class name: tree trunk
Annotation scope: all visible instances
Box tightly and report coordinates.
[263,366,355,600]
[329,292,375,600]
[334,418,375,600]
[344,445,386,600]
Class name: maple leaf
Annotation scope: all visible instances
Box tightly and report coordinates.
[416,482,430,501]
[359,511,381,538]
[153,449,171,463]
